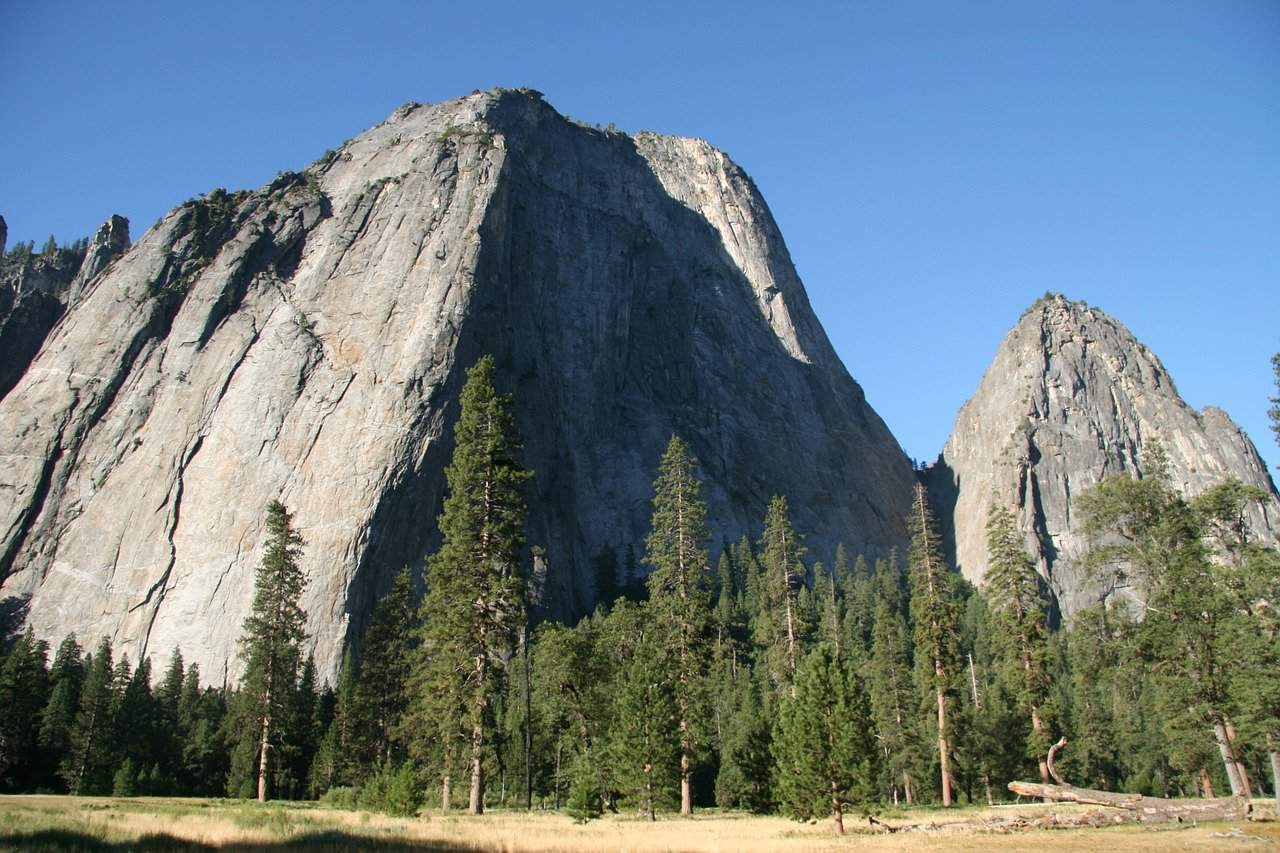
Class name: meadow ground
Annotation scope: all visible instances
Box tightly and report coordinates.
[0,795,1275,852]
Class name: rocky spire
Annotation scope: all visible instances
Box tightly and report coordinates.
[933,293,1278,617]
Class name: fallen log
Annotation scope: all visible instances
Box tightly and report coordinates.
[1007,781,1251,823]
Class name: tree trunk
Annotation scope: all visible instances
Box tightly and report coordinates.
[523,627,532,810]
[257,709,271,802]
[782,530,798,680]
[469,720,485,815]
[831,780,844,835]
[647,776,655,821]
[680,751,692,815]
[904,772,914,805]
[469,637,488,815]
[553,741,562,810]
[441,772,452,812]
[1225,718,1253,799]
[1199,766,1214,799]
[1007,781,1250,823]
[1269,749,1280,813]
[1213,718,1246,797]
[936,680,952,807]
[1031,705,1049,785]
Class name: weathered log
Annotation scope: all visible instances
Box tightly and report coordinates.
[1007,781,1251,823]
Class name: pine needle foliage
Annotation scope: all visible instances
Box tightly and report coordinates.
[906,482,959,805]
[644,435,712,814]
[235,499,308,801]
[417,355,531,814]
[982,505,1053,761]
[772,644,876,835]
[757,496,806,692]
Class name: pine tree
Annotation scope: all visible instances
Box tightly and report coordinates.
[284,655,319,798]
[178,663,228,795]
[0,627,49,789]
[62,638,116,794]
[355,567,416,769]
[235,499,308,801]
[609,636,679,820]
[867,599,920,804]
[643,435,712,814]
[1077,445,1245,796]
[714,671,774,812]
[155,650,186,786]
[40,634,85,790]
[983,505,1053,785]
[757,496,806,693]
[772,644,876,835]
[416,355,530,814]
[113,656,158,788]
[1059,604,1121,783]
[906,482,959,806]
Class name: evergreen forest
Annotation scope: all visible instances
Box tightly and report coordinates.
[0,355,1277,836]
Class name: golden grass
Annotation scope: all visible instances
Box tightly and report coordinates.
[0,795,1275,852]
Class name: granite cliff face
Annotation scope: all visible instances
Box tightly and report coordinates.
[934,294,1279,616]
[0,89,914,682]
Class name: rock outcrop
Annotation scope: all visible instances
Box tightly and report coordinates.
[933,294,1279,616]
[0,217,130,400]
[0,89,914,682]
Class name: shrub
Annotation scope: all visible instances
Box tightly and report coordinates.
[565,759,602,823]
[357,762,421,817]
[319,786,359,809]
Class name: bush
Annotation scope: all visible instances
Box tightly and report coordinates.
[357,762,421,817]
[112,758,138,796]
[565,760,603,823]
[319,786,359,809]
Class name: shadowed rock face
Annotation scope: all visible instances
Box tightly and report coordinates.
[0,89,914,682]
[933,294,1279,617]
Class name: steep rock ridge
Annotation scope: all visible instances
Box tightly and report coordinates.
[934,294,1278,616]
[0,89,914,682]
[0,216,131,400]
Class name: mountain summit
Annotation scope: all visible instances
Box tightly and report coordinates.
[933,293,1278,615]
[0,89,914,681]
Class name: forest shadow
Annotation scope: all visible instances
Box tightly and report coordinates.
[0,828,476,852]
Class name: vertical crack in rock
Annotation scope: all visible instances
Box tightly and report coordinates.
[134,433,204,660]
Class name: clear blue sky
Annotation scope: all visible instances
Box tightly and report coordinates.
[3,1,1277,472]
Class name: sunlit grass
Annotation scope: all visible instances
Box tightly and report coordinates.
[0,795,1274,851]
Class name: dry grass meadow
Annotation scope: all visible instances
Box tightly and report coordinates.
[0,795,1276,851]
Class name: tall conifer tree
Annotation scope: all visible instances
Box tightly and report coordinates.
[867,599,919,804]
[235,499,308,801]
[417,355,530,814]
[644,435,712,814]
[906,482,959,806]
[63,638,115,794]
[355,567,416,769]
[757,496,806,693]
[983,505,1053,785]
[772,644,876,835]
[609,636,680,820]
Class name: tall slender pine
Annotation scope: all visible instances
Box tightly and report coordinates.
[983,505,1053,785]
[417,355,530,814]
[906,483,959,806]
[236,500,308,801]
[644,435,712,814]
